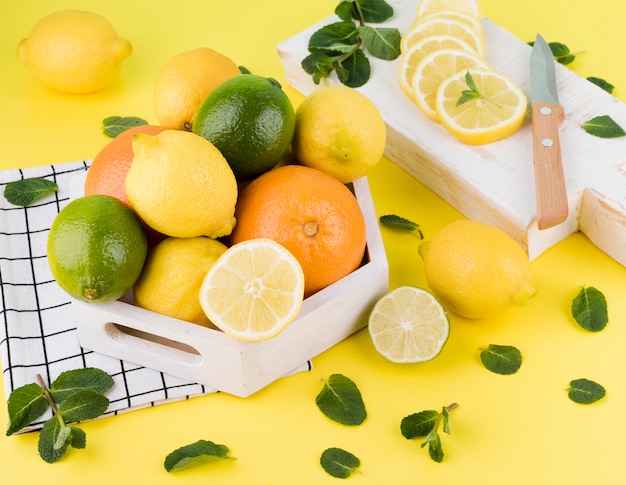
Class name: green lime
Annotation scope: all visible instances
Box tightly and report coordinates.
[192,74,295,180]
[47,194,148,303]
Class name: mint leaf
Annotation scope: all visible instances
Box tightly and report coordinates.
[69,426,86,449]
[316,374,367,426]
[358,25,401,60]
[303,0,399,87]
[3,178,58,207]
[571,286,608,332]
[50,368,114,403]
[6,383,49,435]
[549,42,576,64]
[568,378,606,404]
[164,440,232,472]
[400,410,441,439]
[57,389,109,422]
[582,115,625,138]
[587,77,614,94]
[379,214,423,237]
[102,116,148,138]
[320,447,361,478]
[38,417,69,463]
[423,429,444,463]
[480,344,522,375]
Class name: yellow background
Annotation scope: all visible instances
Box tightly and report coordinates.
[2,0,626,483]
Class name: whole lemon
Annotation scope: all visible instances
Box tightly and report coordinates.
[291,85,386,184]
[134,237,228,327]
[419,220,537,319]
[153,47,241,130]
[17,10,132,94]
[47,195,147,303]
[193,74,295,180]
[125,130,238,239]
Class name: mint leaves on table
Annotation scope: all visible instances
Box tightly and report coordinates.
[3,177,58,207]
[587,76,615,94]
[379,214,423,238]
[302,0,401,88]
[102,115,148,138]
[568,378,606,404]
[316,374,367,425]
[480,344,523,375]
[581,115,626,138]
[571,286,608,332]
[6,368,114,463]
[320,447,361,478]
[164,440,234,472]
[400,403,458,463]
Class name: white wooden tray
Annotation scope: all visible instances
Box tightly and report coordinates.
[71,175,388,397]
[277,0,626,266]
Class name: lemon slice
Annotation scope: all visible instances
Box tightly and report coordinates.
[416,0,482,20]
[400,17,484,57]
[199,238,305,341]
[398,35,477,100]
[435,68,528,145]
[411,11,484,40]
[368,286,450,364]
[411,48,490,120]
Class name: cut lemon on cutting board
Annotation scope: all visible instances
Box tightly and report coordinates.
[398,35,477,100]
[435,68,528,145]
[411,48,490,120]
[416,0,482,20]
[412,11,484,40]
[368,286,450,364]
[401,16,484,56]
[199,238,305,341]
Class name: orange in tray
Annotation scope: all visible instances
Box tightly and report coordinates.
[230,165,367,297]
[85,125,167,206]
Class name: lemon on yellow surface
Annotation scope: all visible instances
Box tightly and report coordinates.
[47,195,147,303]
[400,16,484,59]
[416,0,482,20]
[399,35,477,101]
[290,85,386,184]
[125,130,238,238]
[199,238,305,341]
[435,68,528,144]
[133,237,228,327]
[153,47,241,130]
[193,74,295,180]
[419,220,537,319]
[17,10,132,94]
[368,286,449,364]
[411,49,490,120]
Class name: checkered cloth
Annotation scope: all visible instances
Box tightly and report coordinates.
[0,162,311,432]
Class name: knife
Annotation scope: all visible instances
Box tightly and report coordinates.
[530,33,568,230]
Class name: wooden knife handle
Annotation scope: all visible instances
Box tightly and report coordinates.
[532,102,568,230]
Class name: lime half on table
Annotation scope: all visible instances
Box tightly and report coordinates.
[368,286,450,363]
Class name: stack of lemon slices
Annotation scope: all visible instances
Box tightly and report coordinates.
[398,0,527,145]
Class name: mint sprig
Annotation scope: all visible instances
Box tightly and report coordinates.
[302,0,401,88]
[456,71,502,108]
[6,368,114,463]
[401,403,458,463]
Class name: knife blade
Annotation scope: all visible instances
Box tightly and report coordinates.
[530,33,568,230]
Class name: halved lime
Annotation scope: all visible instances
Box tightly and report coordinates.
[368,286,449,363]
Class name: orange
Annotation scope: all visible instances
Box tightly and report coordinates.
[230,165,367,297]
[84,125,167,206]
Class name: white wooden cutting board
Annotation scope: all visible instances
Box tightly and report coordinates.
[277,0,626,267]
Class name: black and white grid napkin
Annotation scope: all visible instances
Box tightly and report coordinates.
[0,161,311,432]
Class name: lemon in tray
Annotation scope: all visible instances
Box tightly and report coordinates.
[47,195,147,303]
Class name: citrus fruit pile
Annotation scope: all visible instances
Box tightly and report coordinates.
[398,0,527,144]
[47,45,387,342]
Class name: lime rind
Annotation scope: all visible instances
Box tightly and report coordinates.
[368,286,450,364]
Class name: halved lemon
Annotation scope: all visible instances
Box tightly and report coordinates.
[411,48,490,120]
[416,0,482,20]
[400,17,485,58]
[199,238,305,341]
[435,68,528,145]
[398,35,477,100]
[368,286,450,364]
